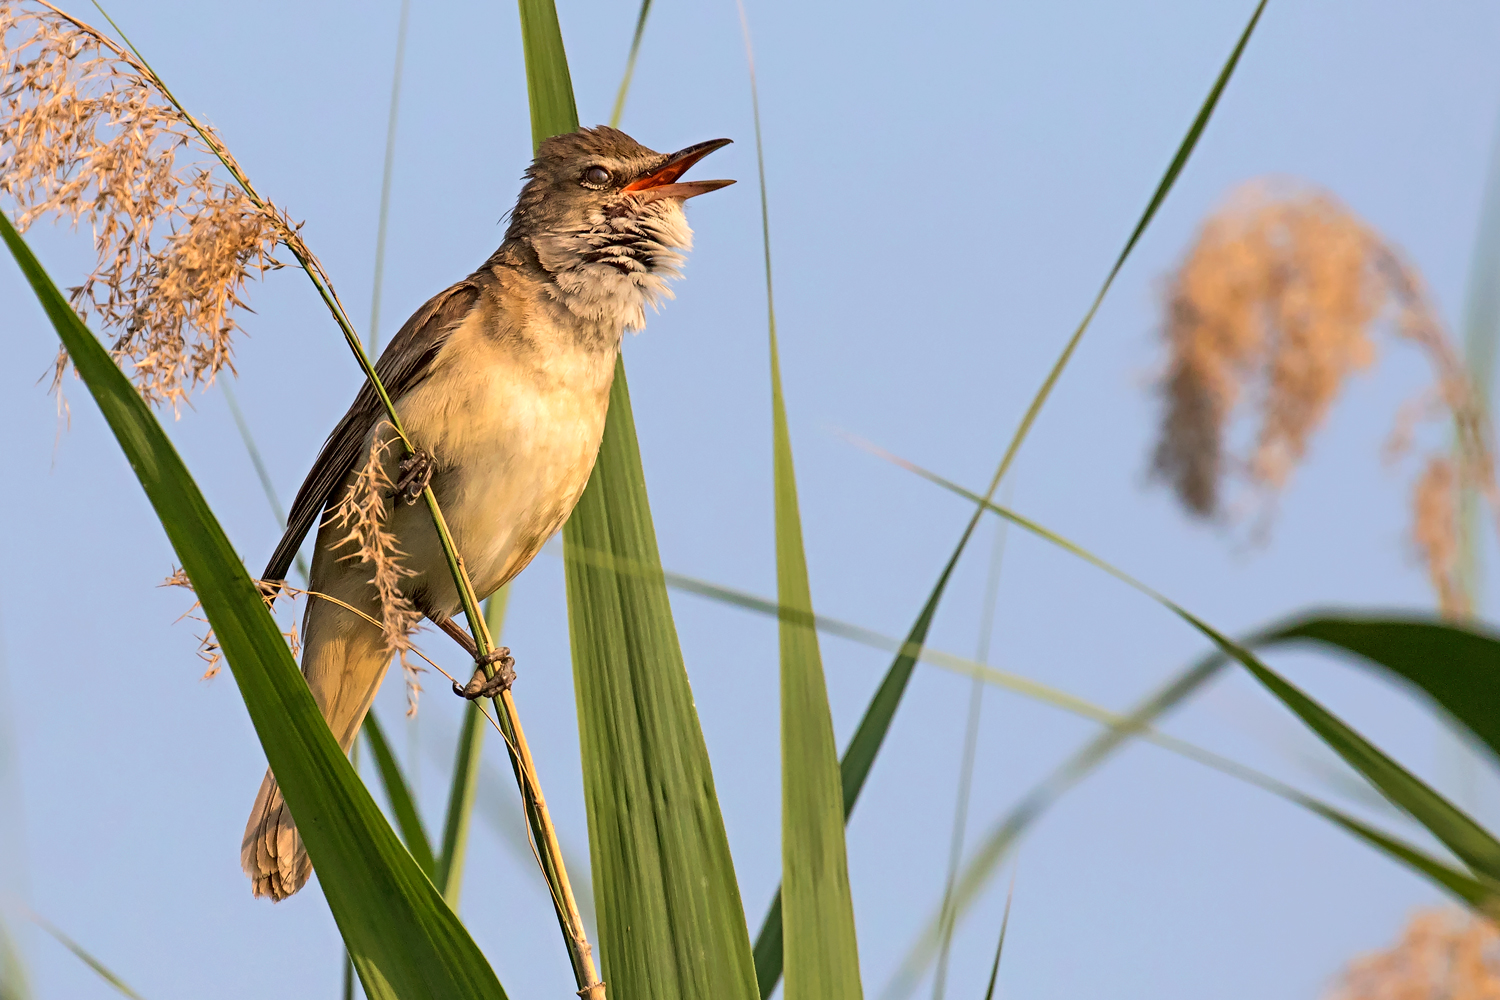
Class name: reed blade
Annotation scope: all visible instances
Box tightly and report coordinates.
[885,452,1500,925]
[736,3,863,994]
[751,4,1270,987]
[31,915,145,1000]
[2,212,506,1000]
[362,708,437,879]
[978,880,1013,1000]
[517,3,759,996]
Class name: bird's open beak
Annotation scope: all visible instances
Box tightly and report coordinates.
[624,138,735,201]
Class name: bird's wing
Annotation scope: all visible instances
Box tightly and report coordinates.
[261,279,482,583]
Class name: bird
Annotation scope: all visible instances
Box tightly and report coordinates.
[241,125,733,901]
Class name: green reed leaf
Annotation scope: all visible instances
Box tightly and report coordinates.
[752,4,1269,988]
[515,4,759,996]
[0,912,26,1000]
[1458,112,1500,598]
[609,0,653,128]
[1260,616,1500,765]
[31,915,144,1000]
[979,880,1013,1000]
[3,212,506,1000]
[883,451,1500,934]
[362,708,437,879]
[736,3,862,993]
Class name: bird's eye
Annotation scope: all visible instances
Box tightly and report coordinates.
[582,165,611,187]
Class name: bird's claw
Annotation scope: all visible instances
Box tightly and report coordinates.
[453,647,516,700]
[390,449,434,505]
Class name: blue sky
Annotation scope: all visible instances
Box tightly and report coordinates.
[5,0,1500,997]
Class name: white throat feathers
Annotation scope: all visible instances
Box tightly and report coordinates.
[531,196,693,335]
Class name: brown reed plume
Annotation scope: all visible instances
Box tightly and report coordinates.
[326,421,424,714]
[1,0,427,654]
[159,566,301,681]
[1328,908,1500,1000]
[0,0,289,408]
[1153,179,1499,617]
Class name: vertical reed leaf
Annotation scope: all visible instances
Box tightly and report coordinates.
[367,0,412,356]
[436,589,511,907]
[737,4,863,994]
[515,4,759,996]
[0,915,25,1000]
[979,882,1014,1000]
[752,2,1269,989]
[362,709,437,878]
[1458,113,1500,599]
[2,212,507,1000]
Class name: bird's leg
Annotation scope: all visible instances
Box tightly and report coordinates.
[390,448,435,505]
[427,611,519,699]
[455,647,516,700]
[428,611,477,656]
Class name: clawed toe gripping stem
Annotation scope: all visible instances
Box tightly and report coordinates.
[389,449,434,505]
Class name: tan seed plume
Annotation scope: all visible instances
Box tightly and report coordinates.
[0,0,283,410]
[1327,908,1500,1000]
[326,421,424,714]
[1153,179,1500,617]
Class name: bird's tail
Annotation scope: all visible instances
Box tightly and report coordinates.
[241,597,390,901]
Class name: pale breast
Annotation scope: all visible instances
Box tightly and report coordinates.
[387,306,618,609]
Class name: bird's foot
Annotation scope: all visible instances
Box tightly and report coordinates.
[390,449,434,506]
[453,647,516,700]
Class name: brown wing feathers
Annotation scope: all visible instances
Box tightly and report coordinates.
[260,281,481,583]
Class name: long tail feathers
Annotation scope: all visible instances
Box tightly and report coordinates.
[242,769,312,901]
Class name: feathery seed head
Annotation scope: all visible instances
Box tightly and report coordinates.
[1328,908,1500,1000]
[326,421,424,715]
[1152,179,1500,617]
[0,1,281,409]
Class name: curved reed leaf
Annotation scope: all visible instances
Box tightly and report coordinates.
[752,4,1270,988]
[879,635,1500,1000]
[1261,617,1500,763]
[31,915,144,1000]
[2,212,506,1000]
[880,451,1500,941]
[516,3,759,996]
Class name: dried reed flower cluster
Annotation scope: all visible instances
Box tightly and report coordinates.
[0,0,288,409]
[327,421,424,714]
[159,566,299,681]
[1328,908,1500,1000]
[1153,179,1499,617]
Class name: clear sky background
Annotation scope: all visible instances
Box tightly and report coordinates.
[4,0,1500,997]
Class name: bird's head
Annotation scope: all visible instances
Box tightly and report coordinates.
[505,126,734,331]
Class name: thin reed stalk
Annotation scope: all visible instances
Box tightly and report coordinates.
[367,0,410,356]
[931,516,1008,1000]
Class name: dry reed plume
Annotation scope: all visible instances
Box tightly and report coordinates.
[159,566,300,681]
[1328,908,1500,1000]
[326,421,424,714]
[0,0,287,409]
[2,2,422,670]
[1153,179,1499,617]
